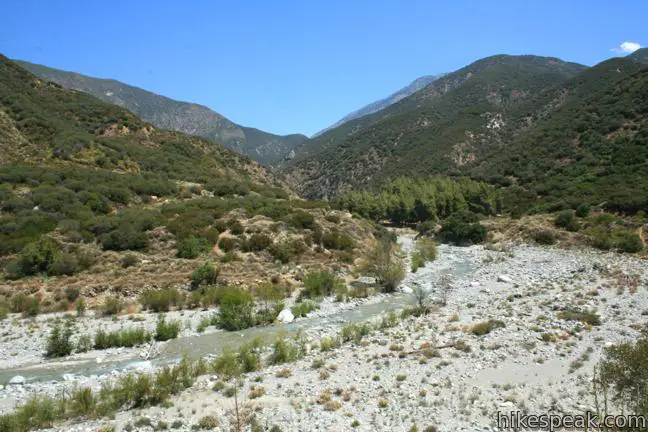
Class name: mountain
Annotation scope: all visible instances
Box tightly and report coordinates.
[283,54,588,198]
[16,60,307,165]
[629,47,648,65]
[313,74,445,137]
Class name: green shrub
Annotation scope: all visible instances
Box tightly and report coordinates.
[101,225,149,251]
[557,310,601,326]
[75,335,92,353]
[532,230,556,245]
[238,338,263,373]
[211,350,242,379]
[242,234,272,252]
[0,307,8,321]
[291,301,318,318]
[554,211,579,232]
[176,236,211,259]
[321,230,354,250]
[101,296,122,316]
[470,319,506,336]
[121,253,139,268]
[215,287,255,331]
[75,298,86,317]
[617,232,644,253]
[340,323,372,343]
[140,288,185,312]
[319,336,340,351]
[414,237,437,261]
[194,415,219,430]
[226,219,244,235]
[94,328,152,349]
[575,204,591,218]
[268,335,301,365]
[5,238,61,279]
[191,262,220,288]
[45,318,76,358]
[47,252,78,276]
[325,213,341,224]
[596,329,648,417]
[10,294,40,316]
[289,211,316,230]
[64,287,81,302]
[437,213,487,245]
[155,315,181,341]
[410,252,424,272]
[301,271,344,299]
[361,238,405,293]
[268,239,307,263]
[218,237,239,252]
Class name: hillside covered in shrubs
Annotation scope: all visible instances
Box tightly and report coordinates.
[0,56,379,306]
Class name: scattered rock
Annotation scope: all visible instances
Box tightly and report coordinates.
[497,274,513,283]
[9,376,26,385]
[277,309,295,324]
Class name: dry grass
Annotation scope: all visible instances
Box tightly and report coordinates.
[1,209,377,307]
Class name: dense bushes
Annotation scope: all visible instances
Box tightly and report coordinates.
[140,288,185,312]
[176,236,211,259]
[9,294,40,317]
[215,287,255,331]
[554,210,579,232]
[321,230,354,251]
[191,262,220,288]
[242,234,272,252]
[411,237,437,272]
[45,318,76,358]
[595,327,648,417]
[94,328,152,349]
[437,212,487,245]
[101,224,149,251]
[288,211,316,230]
[268,239,307,263]
[334,176,496,224]
[5,238,59,279]
[300,271,345,299]
[3,238,94,280]
[155,315,181,341]
[360,237,405,293]
[584,216,645,253]
[532,230,556,245]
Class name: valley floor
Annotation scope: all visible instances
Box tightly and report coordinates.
[1,233,647,431]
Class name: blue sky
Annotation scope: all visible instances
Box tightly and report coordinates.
[1,0,645,136]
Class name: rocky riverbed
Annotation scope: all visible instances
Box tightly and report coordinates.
[1,233,646,431]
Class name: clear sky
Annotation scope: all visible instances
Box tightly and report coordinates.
[1,0,645,136]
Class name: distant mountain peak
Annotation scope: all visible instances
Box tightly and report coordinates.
[628,47,648,64]
[313,73,446,137]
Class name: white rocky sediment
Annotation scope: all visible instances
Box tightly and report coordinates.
[0,233,646,431]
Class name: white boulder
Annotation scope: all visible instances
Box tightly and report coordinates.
[9,375,26,385]
[497,274,513,283]
[277,308,295,324]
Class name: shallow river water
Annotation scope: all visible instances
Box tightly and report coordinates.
[0,235,474,383]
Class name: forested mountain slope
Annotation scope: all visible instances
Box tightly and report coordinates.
[283,55,588,198]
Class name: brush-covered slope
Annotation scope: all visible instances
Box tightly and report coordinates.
[0,55,376,298]
[474,57,648,213]
[16,60,308,165]
[283,55,587,198]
